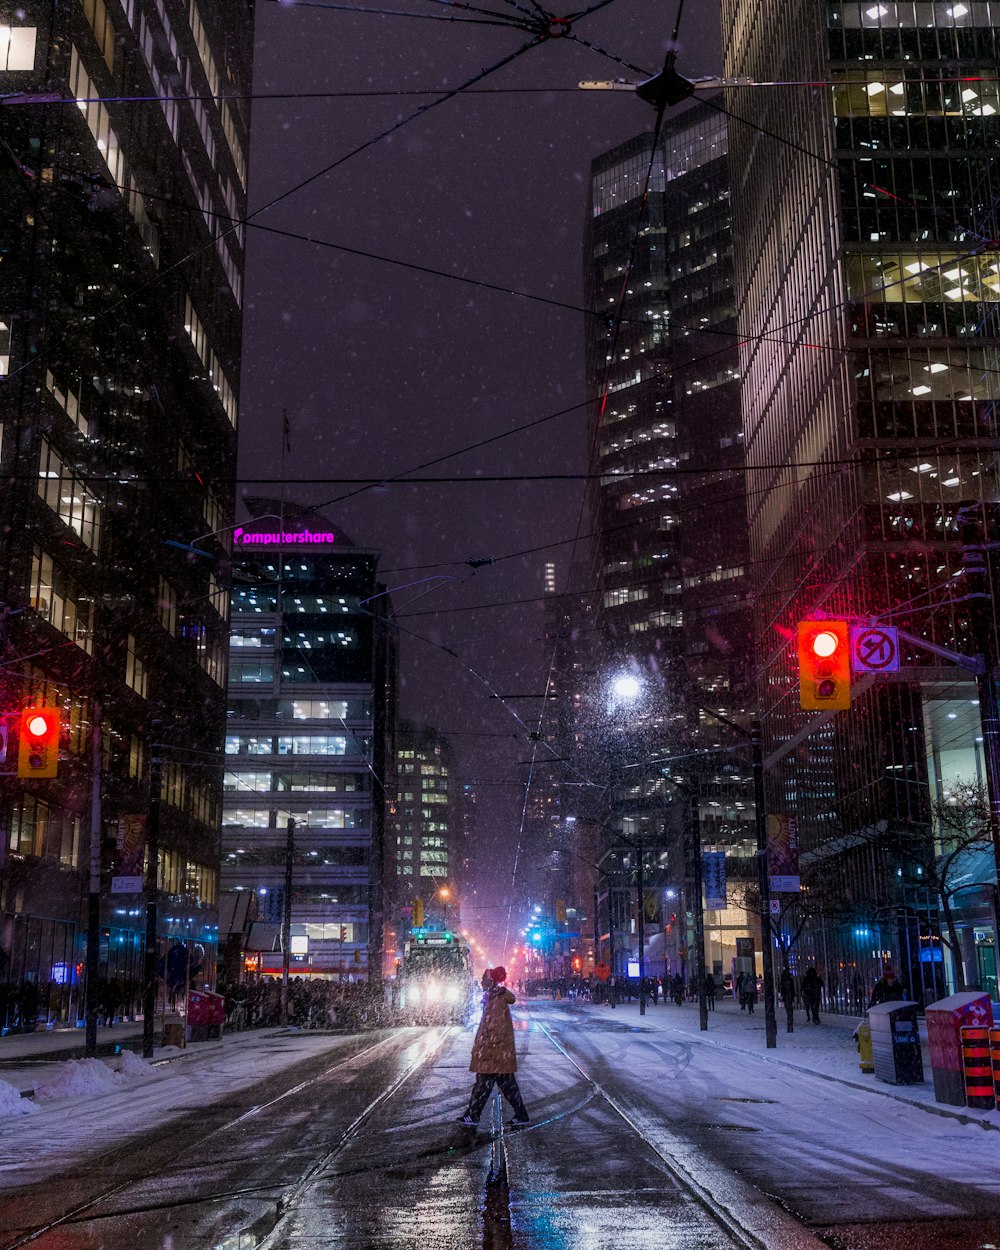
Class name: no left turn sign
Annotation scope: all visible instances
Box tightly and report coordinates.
[850,625,900,673]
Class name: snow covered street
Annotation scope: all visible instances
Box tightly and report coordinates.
[0,1003,998,1248]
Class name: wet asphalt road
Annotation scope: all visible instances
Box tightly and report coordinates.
[3,1001,1000,1250]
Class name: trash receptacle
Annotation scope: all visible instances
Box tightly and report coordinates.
[854,1020,874,1073]
[925,992,993,1105]
[162,1019,186,1048]
[868,1002,923,1085]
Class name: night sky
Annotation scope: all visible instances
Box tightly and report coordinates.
[239,0,723,947]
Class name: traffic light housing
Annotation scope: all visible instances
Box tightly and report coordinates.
[412,897,424,927]
[797,621,850,710]
[17,707,60,778]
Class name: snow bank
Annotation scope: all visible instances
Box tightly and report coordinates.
[111,1049,157,1079]
[34,1058,125,1101]
[0,1079,39,1118]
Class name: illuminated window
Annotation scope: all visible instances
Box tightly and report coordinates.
[38,439,101,550]
[125,633,148,699]
[29,549,93,653]
[69,46,124,186]
[80,0,115,72]
[0,25,36,71]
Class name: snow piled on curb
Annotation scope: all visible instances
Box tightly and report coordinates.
[32,1052,159,1103]
[0,1079,39,1117]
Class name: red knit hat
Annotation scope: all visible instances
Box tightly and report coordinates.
[489,966,507,984]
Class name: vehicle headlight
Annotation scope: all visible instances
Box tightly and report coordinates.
[409,985,422,1003]
[446,985,460,1003]
[426,982,442,1002]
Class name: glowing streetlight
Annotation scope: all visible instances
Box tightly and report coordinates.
[612,673,642,701]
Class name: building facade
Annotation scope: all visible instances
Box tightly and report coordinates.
[582,103,756,983]
[390,722,458,943]
[723,0,1000,1001]
[0,0,251,1024]
[221,525,395,983]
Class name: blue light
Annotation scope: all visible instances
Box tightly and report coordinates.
[531,931,542,943]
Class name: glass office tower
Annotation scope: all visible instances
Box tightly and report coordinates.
[0,1,251,1022]
[221,528,396,982]
[723,0,1000,998]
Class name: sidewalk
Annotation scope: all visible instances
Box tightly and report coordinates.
[0,1021,146,1067]
[559,995,1000,1131]
[0,1024,290,1095]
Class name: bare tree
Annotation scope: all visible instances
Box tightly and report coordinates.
[729,865,853,969]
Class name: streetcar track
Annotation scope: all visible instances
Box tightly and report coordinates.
[256,1025,458,1248]
[0,1029,418,1250]
[531,1015,806,1250]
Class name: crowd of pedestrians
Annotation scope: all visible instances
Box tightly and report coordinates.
[217,975,391,1031]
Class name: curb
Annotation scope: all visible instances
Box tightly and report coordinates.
[570,1002,1000,1133]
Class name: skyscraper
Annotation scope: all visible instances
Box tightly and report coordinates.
[723,0,1000,997]
[221,519,396,983]
[0,1,251,1019]
[583,101,755,980]
[391,722,457,897]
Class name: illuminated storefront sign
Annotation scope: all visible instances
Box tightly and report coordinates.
[234,527,335,546]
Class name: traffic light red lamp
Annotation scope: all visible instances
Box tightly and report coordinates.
[17,707,60,778]
[797,621,851,710]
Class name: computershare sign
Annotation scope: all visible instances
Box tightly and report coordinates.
[233,527,335,546]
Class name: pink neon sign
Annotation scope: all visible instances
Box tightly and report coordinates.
[234,527,335,546]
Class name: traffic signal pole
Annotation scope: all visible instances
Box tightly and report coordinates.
[752,721,778,1049]
[280,816,295,1027]
[142,738,162,1060]
[691,777,708,1031]
[84,699,102,1059]
[959,506,1000,946]
[637,848,646,1016]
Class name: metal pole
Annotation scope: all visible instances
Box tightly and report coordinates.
[691,776,707,1030]
[142,734,162,1059]
[593,883,600,970]
[752,720,778,1049]
[637,844,646,1015]
[960,506,1000,949]
[280,816,294,1026]
[84,698,101,1058]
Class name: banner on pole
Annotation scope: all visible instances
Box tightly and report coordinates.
[116,814,146,876]
[702,851,727,910]
[767,813,800,892]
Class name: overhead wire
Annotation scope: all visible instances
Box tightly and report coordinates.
[1,29,548,390]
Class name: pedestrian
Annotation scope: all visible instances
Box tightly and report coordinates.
[868,965,905,1008]
[802,966,824,1024]
[457,967,530,1129]
[671,972,684,1005]
[736,971,746,1010]
[741,972,757,1014]
[703,972,716,1011]
[778,966,796,1033]
[650,977,659,1006]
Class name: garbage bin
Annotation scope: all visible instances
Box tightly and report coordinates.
[854,1020,874,1073]
[868,1002,923,1085]
[925,992,993,1105]
[162,1019,186,1048]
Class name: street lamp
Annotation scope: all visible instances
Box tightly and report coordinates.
[613,673,643,701]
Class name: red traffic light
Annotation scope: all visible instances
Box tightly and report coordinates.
[17,706,60,778]
[797,622,850,711]
[811,629,840,658]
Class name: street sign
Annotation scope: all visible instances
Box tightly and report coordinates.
[769,899,781,915]
[111,875,143,894]
[703,851,727,910]
[850,624,900,673]
[735,936,754,958]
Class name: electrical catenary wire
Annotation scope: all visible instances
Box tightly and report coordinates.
[0,31,548,390]
[500,0,693,960]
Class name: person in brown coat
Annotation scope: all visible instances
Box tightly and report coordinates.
[457,966,530,1127]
